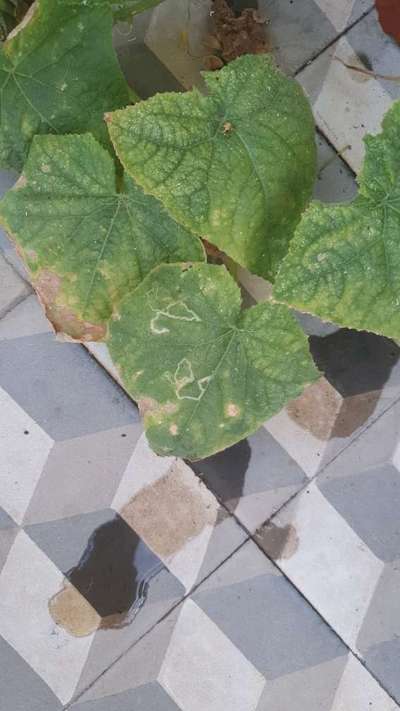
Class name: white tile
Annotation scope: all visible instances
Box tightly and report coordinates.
[111,433,173,511]
[300,36,392,172]
[0,531,95,704]
[159,599,266,711]
[331,654,398,711]
[0,387,53,524]
[165,516,215,592]
[314,0,357,31]
[272,483,384,648]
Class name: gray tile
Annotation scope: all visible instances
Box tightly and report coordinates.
[0,527,17,572]
[260,0,336,74]
[25,510,116,573]
[194,546,346,679]
[255,655,348,711]
[314,132,357,203]
[0,333,139,441]
[357,561,400,653]
[75,607,181,704]
[0,634,62,711]
[192,427,306,506]
[0,254,30,318]
[365,638,400,702]
[73,683,181,711]
[319,464,400,562]
[0,506,17,529]
[23,425,142,524]
[75,571,184,697]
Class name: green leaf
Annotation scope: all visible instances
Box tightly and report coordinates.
[274,101,400,341]
[108,262,319,459]
[58,0,163,18]
[106,54,316,282]
[0,133,204,340]
[112,0,164,21]
[0,0,131,171]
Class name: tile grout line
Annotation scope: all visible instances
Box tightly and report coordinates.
[294,4,375,78]
[250,530,400,708]
[316,125,357,178]
[0,290,31,322]
[63,536,250,710]
[207,478,400,707]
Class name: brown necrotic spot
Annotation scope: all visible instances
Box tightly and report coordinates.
[225,402,240,417]
[139,397,178,421]
[34,270,106,341]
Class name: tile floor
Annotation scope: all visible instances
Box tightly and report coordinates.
[1,1,400,709]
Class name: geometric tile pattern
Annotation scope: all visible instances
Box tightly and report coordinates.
[1,2,400,709]
[73,542,398,711]
[298,7,400,172]
[257,400,400,703]
[0,295,247,705]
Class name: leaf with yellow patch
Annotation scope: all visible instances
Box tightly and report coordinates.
[108,262,319,459]
[0,0,131,171]
[274,101,400,341]
[0,134,205,340]
[107,54,316,281]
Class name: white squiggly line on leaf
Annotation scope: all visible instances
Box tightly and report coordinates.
[150,301,201,335]
[165,358,212,401]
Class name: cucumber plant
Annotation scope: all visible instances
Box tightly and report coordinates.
[0,0,397,459]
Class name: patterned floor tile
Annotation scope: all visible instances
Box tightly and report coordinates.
[74,684,182,711]
[298,7,400,172]
[260,0,373,75]
[0,531,96,705]
[1,2,399,708]
[0,293,50,341]
[191,426,307,533]
[0,634,63,711]
[193,545,345,680]
[0,332,138,441]
[0,386,54,525]
[0,296,247,705]
[0,253,30,318]
[74,540,398,711]
[256,398,400,703]
[193,321,400,532]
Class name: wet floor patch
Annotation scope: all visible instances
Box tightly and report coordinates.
[120,462,218,558]
[287,378,342,441]
[256,521,299,560]
[49,514,164,636]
